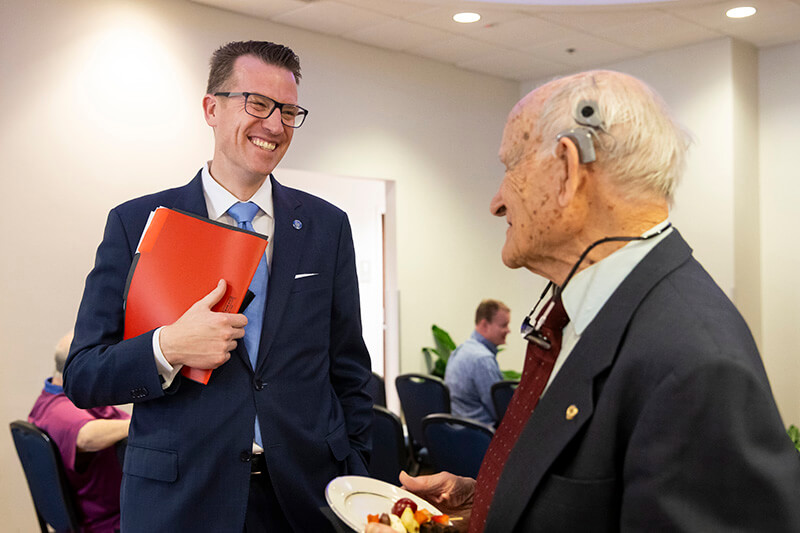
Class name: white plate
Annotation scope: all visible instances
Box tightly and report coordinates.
[326,475,444,532]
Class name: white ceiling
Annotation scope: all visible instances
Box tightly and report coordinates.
[189,0,800,81]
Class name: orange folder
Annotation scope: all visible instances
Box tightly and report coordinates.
[122,207,268,384]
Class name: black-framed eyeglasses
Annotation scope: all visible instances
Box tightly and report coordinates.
[214,92,309,128]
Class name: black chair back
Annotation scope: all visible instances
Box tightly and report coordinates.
[9,420,81,533]
[366,371,386,407]
[395,373,450,461]
[422,414,494,479]
[491,380,519,423]
[368,406,408,485]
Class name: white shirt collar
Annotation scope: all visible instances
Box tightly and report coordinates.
[561,220,672,336]
[201,162,274,221]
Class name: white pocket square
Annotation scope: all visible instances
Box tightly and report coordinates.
[294,272,320,279]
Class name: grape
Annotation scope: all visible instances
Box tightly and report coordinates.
[391,497,418,517]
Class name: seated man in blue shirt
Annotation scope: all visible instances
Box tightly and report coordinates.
[444,300,511,426]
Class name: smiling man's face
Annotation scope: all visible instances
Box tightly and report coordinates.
[204,55,298,194]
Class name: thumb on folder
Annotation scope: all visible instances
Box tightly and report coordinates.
[159,279,248,370]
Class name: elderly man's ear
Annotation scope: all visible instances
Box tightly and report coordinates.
[556,136,586,208]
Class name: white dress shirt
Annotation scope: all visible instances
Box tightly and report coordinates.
[544,220,673,393]
[152,163,275,387]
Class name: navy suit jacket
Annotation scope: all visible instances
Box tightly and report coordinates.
[484,230,800,532]
[64,172,373,532]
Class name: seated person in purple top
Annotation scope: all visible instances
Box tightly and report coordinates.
[28,332,131,533]
[444,300,511,426]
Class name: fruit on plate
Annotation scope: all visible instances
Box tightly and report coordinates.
[391,498,417,517]
[365,497,455,533]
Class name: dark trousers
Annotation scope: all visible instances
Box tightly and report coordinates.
[245,466,294,533]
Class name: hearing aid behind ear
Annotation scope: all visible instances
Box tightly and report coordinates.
[556,127,596,163]
[555,99,603,164]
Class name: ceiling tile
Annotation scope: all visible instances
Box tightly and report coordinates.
[406,35,506,64]
[344,19,454,51]
[457,48,570,81]
[525,34,644,68]
[271,1,393,37]
[403,6,521,35]
[591,12,723,51]
[473,15,584,49]
[535,7,660,33]
[336,0,439,18]
[188,0,308,19]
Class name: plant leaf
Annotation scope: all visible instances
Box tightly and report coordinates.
[788,425,800,452]
[432,324,457,355]
[432,358,447,378]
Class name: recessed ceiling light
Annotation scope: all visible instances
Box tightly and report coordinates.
[453,12,481,24]
[726,6,757,18]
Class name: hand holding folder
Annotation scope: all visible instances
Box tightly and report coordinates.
[122,207,268,384]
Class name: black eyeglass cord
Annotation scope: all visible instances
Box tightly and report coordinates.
[521,222,672,346]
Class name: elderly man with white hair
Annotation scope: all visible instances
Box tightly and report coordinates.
[367,70,800,533]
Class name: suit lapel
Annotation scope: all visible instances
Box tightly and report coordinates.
[255,175,305,374]
[171,171,208,217]
[484,231,693,531]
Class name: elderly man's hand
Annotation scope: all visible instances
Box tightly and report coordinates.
[399,470,475,531]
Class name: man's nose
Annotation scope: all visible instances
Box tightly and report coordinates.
[490,188,505,216]
[262,109,284,133]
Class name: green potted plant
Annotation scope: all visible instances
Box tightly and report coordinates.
[422,325,455,378]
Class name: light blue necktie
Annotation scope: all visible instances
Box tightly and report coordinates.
[227,201,268,447]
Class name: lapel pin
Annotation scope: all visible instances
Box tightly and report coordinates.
[292,219,303,230]
[566,404,579,420]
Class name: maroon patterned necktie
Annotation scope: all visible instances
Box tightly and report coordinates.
[469,297,570,533]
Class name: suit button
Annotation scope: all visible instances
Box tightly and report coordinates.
[254,379,265,391]
[240,451,252,462]
[129,387,148,400]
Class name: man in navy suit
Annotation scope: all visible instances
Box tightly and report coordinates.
[64,41,372,532]
[368,70,800,532]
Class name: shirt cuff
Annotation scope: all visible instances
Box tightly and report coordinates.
[153,327,182,389]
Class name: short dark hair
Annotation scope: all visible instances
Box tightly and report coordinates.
[206,40,302,94]
[475,299,510,325]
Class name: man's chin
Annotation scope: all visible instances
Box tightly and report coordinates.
[501,250,523,270]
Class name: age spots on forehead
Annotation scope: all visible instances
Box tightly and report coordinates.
[523,131,530,141]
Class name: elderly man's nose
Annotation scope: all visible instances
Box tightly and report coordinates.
[490,189,506,216]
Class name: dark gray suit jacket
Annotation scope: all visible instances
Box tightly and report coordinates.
[64,172,372,532]
[485,230,800,532]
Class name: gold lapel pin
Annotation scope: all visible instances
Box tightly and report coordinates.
[566,404,579,420]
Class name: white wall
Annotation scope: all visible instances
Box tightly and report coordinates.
[0,1,519,530]
[759,41,800,427]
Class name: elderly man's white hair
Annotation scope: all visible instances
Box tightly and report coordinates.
[536,70,691,203]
